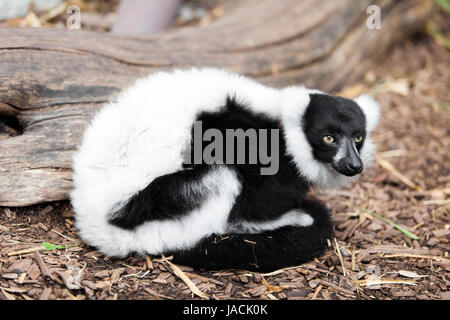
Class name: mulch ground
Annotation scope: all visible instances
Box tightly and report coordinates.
[0,4,449,301]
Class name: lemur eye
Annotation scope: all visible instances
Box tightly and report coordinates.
[323,135,334,143]
[355,135,364,143]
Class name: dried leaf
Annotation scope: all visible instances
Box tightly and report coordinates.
[261,277,285,293]
[398,270,428,278]
[382,78,410,96]
[56,266,82,290]
[338,84,366,98]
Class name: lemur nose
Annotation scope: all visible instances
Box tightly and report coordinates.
[348,163,363,174]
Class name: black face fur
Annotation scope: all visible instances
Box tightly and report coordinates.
[302,94,367,176]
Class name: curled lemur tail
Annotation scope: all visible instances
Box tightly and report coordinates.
[168,199,333,273]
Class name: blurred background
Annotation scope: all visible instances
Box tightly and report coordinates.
[0,0,227,33]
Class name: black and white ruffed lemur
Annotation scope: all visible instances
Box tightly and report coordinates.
[71,68,380,272]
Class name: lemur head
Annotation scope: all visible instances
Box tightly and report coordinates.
[281,87,380,188]
[303,94,367,177]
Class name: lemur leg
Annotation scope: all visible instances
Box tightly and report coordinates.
[170,199,333,272]
[108,165,217,229]
[228,209,314,234]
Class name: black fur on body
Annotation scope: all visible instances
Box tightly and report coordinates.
[109,94,368,271]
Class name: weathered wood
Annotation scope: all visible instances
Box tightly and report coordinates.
[0,0,433,206]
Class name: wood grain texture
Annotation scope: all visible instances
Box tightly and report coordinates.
[0,0,433,206]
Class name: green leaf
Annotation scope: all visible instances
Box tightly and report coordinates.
[435,0,450,12]
[426,23,450,50]
[363,210,420,240]
[41,242,74,251]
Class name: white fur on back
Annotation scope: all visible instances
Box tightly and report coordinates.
[71,68,278,256]
[71,68,280,217]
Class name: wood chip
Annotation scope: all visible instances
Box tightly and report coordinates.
[81,280,98,291]
[39,288,52,300]
[33,251,55,281]
[3,259,32,273]
[17,272,26,284]
[248,285,267,297]
[432,229,450,237]
[320,280,355,296]
[94,270,110,278]
[40,205,54,215]
[238,274,248,283]
[2,273,18,280]
[4,208,14,218]
[309,280,320,289]
[392,290,415,297]
[1,287,16,300]
[0,286,28,294]
[111,268,125,284]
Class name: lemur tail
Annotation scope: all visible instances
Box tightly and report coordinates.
[169,199,333,272]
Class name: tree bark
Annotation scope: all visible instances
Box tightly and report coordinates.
[0,0,433,206]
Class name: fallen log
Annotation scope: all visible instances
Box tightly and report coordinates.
[0,0,434,206]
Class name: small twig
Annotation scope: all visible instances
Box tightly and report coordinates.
[51,229,77,242]
[334,238,347,277]
[123,270,150,279]
[260,264,312,277]
[7,246,44,256]
[144,288,174,300]
[63,289,78,300]
[153,255,173,263]
[319,280,355,296]
[351,249,357,271]
[376,155,422,191]
[383,253,446,261]
[357,278,417,287]
[165,261,209,299]
[311,284,323,300]
[423,199,450,206]
[377,149,408,158]
[145,255,153,270]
